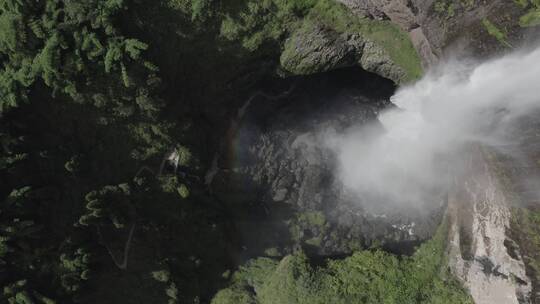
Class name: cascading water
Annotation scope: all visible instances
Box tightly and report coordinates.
[322,47,540,304]
[328,47,540,209]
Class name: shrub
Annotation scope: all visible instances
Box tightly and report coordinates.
[212,221,472,304]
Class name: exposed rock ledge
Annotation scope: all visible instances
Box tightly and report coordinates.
[336,0,438,68]
[447,146,531,304]
[279,21,408,84]
[337,0,532,68]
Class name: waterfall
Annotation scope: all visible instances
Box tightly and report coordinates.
[327,47,540,208]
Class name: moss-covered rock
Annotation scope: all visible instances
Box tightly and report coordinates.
[278,0,421,83]
[212,221,473,304]
[279,21,357,76]
[217,0,422,83]
[280,20,409,83]
[358,40,407,83]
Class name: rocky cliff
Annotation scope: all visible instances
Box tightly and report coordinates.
[447,146,531,304]
[211,68,443,258]
[337,0,537,67]
[188,1,540,302]
[271,3,540,302]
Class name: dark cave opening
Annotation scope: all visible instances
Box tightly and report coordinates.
[248,66,397,128]
[210,65,440,271]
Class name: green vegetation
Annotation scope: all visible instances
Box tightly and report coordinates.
[212,221,472,304]
[447,3,456,18]
[519,9,540,26]
[3,280,57,304]
[434,1,460,18]
[434,1,447,14]
[219,0,311,51]
[151,269,180,303]
[482,18,513,48]
[515,0,530,8]
[0,0,467,303]
[306,0,422,82]
[513,0,540,27]
[511,208,540,286]
[297,211,326,227]
[219,0,422,82]
[0,0,224,302]
[288,211,329,248]
[484,147,540,300]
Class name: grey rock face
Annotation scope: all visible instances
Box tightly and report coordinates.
[337,0,419,30]
[358,40,406,82]
[280,21,407,83]
[336,0,437,69]
[410,27,438,67]
[217,72,444,256]
[280,23,357,76]
[447,146,532,304]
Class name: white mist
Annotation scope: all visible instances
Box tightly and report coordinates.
[327,47,540,206]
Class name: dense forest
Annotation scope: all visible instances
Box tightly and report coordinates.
[3,0,528,303]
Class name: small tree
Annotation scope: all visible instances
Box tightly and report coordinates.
[78,183,132,229]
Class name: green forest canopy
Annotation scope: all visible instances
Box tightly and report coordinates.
[0,0,469,303]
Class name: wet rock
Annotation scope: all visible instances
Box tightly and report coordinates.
[216,69,444,257]
[337,0,419,30]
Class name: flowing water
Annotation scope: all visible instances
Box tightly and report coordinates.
[328,47,540,210]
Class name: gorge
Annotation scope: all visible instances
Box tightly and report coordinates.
[1,1,540,303]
